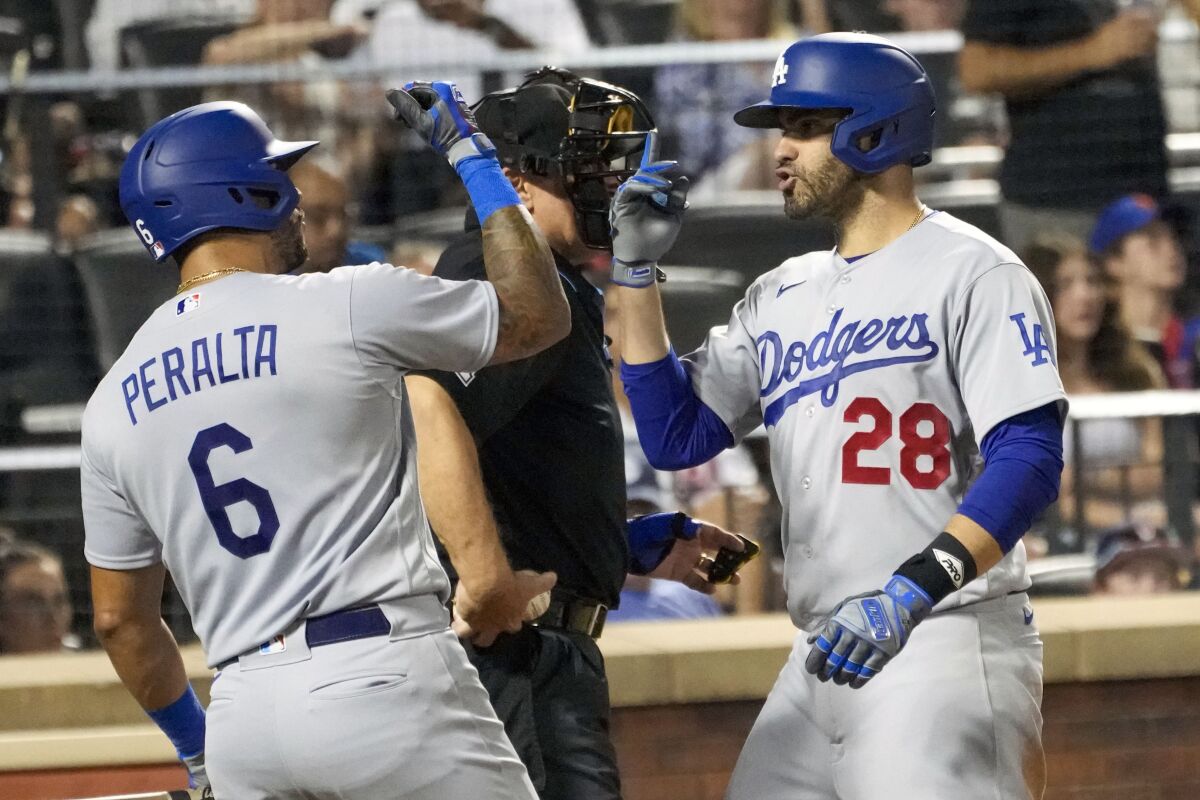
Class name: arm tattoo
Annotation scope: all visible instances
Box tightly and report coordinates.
[481,205,570,363]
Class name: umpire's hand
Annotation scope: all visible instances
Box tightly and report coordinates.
[452,569,557,648]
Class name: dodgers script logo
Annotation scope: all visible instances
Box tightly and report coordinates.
[757,308,939,426]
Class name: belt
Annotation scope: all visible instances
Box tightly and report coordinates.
[532,593,608,639]
[217,604,390,670]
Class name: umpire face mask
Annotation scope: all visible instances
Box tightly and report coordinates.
[476,69,656,250]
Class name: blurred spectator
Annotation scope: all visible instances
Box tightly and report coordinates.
[86,0,255,72]
[391,239,447,275]
[54,193,101,254]
[882,0,965,30]
[606,573,723,622]
[290,159,386,271]
[653,0,798,197]
[202,0,367,67]
[333,0,592,101]
[1092,193,1200,389]
[0,529,77,655]
[1025,231,1166,541]
[1093,523,1192,595]
[959,0,1177,253]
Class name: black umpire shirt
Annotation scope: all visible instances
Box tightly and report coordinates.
[962,0,1169,209]
[417,229,628,609]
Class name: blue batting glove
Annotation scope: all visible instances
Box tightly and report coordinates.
[386,81,495,167]
[803,575,933,689]
[609,131,690,288]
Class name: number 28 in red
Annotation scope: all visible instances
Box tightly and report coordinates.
[841,397,951,489]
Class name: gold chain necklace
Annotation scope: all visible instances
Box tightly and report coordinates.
[907,204,927,231]
[176,267,249,295]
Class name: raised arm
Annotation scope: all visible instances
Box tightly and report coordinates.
[387,82,569,365]
[959,9,1157,99]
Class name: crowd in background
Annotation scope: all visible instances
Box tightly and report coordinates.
[0,0,1198,654]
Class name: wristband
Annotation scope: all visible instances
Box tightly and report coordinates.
[146,684,206,760]
[454,148,521,224]
[892,531,978,607]
[627,511,697,574]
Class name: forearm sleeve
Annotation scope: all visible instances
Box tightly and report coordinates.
[620,349,734,470]
[958,402,1064,553]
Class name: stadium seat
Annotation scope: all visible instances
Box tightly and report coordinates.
[72,230,177,372]
[0,230,98,416]
[659,266,747,354]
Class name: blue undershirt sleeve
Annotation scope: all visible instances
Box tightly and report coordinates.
[957,402,1064,553]
[620,349,735,470]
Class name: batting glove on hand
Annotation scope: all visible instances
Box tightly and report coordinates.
[386,81,495,168]
[609,131,689,288]
[804,576,933,689]
[181,750,210,790]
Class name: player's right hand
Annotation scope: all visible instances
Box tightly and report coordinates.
[452,569,557,648]
[385,81,496,167]
[609,131,690,288]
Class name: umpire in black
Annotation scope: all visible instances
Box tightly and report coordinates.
[406,68,745,800]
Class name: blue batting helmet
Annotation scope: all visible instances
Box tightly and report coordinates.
[734,33,936,174]
[119,101,318,263]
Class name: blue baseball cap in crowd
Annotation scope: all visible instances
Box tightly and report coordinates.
[1089,193,1162,253]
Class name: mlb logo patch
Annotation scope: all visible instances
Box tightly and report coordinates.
[151,241,165,259]
[176,293,201,315]
[258,634,286,655]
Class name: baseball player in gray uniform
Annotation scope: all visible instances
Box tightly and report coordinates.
[611,34,1066,799]
[83,87,568,799]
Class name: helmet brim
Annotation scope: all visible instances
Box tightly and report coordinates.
[733,102,783,129]
[265,139,319,170]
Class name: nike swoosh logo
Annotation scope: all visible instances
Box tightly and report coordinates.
[776,280,807,297]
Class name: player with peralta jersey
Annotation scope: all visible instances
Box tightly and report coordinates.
[611,34,1064,800]
[82,91,567,799]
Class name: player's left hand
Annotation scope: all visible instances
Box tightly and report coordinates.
[609,130,689,288]
[647,518,745,594]
[804,576,933,689]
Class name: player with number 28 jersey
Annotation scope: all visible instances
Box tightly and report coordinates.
[698,211,1063,626]
[611,33,1065,800]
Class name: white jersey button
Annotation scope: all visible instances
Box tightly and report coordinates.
[826,304,836,315]
[801,476,812,490]
[801,544,815,558]
[840,275,851,284]
[805,406,815,418]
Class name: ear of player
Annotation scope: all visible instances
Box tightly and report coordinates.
[386,81,497,167]
[804,575,933,689]
[609,131,691,288]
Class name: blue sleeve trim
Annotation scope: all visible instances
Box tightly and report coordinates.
[455,156,521,223]
[620,348,734,470]
[958,402,1064,553]
[146,684,206,760]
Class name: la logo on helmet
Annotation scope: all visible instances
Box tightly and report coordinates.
[772,55,789,88]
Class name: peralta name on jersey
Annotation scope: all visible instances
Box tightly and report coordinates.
[120,324,278,426]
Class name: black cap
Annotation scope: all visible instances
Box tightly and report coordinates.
[474,82,572,169]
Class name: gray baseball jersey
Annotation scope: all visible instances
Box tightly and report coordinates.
[81,264,498,667]
[685,211,1066,629]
